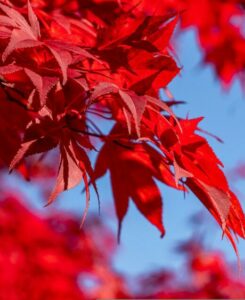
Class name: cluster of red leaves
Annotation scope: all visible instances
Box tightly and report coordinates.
[177,0,245,86]
[129,0,245,86]
[165,0,245,87]
[1,194,245,299]
[138,241,245,299]
[0,0,244,252]
[0,192,130,299]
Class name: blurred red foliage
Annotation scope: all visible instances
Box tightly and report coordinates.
[0,193,245,299]
[0,192,130,299]
[138,242,245,299]
[179,0,245,87]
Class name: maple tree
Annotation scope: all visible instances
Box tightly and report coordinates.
[0,0,245,273]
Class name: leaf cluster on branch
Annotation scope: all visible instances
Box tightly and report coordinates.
[0,0,244,255]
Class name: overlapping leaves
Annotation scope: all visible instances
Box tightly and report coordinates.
[0,0,244,253]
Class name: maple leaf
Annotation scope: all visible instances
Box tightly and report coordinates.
[47,131,99,225]
[25,68,59,105]
[94,125,182,239]
[138,110,245,252]
[90,82,142,136]
[0,1,42,61]
[162,117,245,252]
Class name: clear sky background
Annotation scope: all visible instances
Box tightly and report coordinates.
[6,28,245,280]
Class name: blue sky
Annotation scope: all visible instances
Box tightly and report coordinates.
[6,29,245,279]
